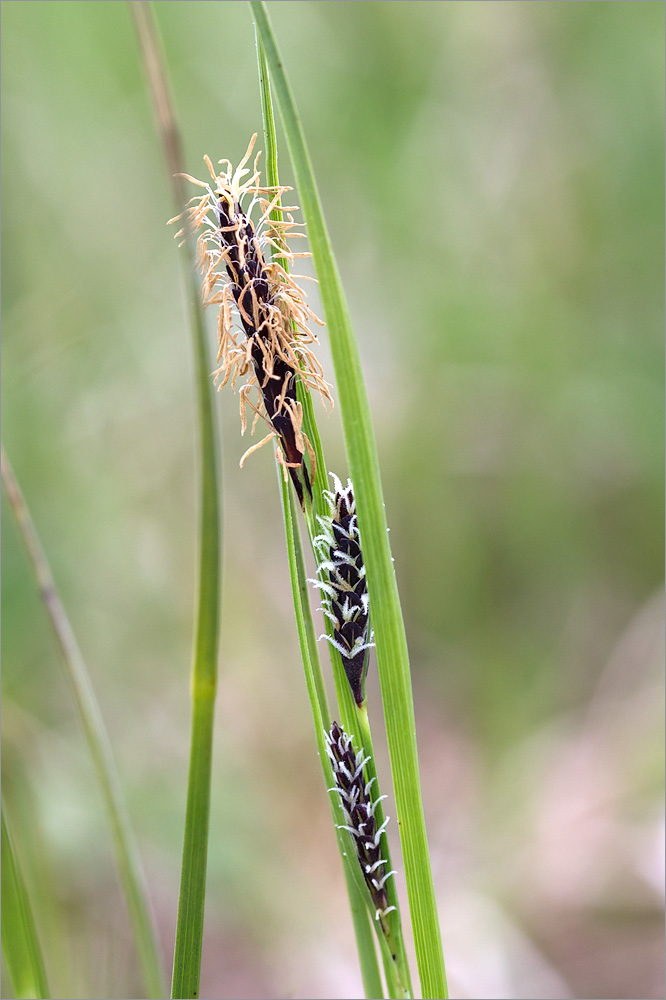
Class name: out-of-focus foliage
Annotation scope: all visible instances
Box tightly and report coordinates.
[2,2,663,998]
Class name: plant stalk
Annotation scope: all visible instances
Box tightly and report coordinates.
[130,5,223,997]
[1,449,165,1000]
[250,5,448,996]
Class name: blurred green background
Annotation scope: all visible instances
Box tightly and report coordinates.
[2,2,664,998]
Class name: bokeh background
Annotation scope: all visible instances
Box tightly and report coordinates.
[2,2,664,998]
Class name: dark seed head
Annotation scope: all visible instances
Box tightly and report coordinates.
[312,475,374,705]
[325,722,396,923]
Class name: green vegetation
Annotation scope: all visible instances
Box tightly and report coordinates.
[2,3,663,998]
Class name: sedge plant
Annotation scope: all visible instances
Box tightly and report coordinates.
[173,84,414,1000]
[166,2,448,995]
[250,7,448,997]
[3,3,448,997]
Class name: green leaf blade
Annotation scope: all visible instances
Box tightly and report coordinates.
[257,35,386,998]
[2,806,51,1000]
[250,5,448,996]
[130,6,224,997]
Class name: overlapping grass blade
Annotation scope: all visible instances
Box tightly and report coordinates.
[257,36,385,997]
[250,5,448,996]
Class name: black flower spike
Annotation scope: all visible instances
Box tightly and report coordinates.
[171,135,333,506]
[325,722,396,924]
[312,474,374,706]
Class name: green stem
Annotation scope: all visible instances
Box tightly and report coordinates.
[355,704,413,998]
[2,804,51,1000]
[169,150,223,1000]
[250,5,448,996]
[256,24,414,997]
[278,469,329,729]
[288,486,330,716]
[1,449,165,1000]
[258,32,385,998]
[170,695,217,1000]
[129,5,223,997]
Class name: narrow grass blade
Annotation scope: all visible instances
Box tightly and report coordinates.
[285,479,330,719]
[258,36,385,998]
[250,5,448,996]
[1,450,165,1000]
[130,5,223,997]
[1,804,50,1000]
[258,29,413,997]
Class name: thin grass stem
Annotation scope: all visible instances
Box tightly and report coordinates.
[258,34,386,998]
[354,704,413,997]
[2,804,51,1000]
[130,5,223,997]
[287,486,330,717]
[1,450,165,1000]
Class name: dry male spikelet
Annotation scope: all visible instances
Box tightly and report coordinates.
[170,134,332,505]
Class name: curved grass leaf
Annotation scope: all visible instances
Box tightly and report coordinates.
[257,36,385,998]
[130,5,223,997]
[257,26,412,1000]
[250,5,448,996]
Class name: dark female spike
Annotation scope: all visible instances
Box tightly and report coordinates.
[325,722,396,926]
[311,474,374,705]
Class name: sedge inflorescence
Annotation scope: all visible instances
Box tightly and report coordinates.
[171,134,332,505]
[325,721,396,923]
[312,474,374,706]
